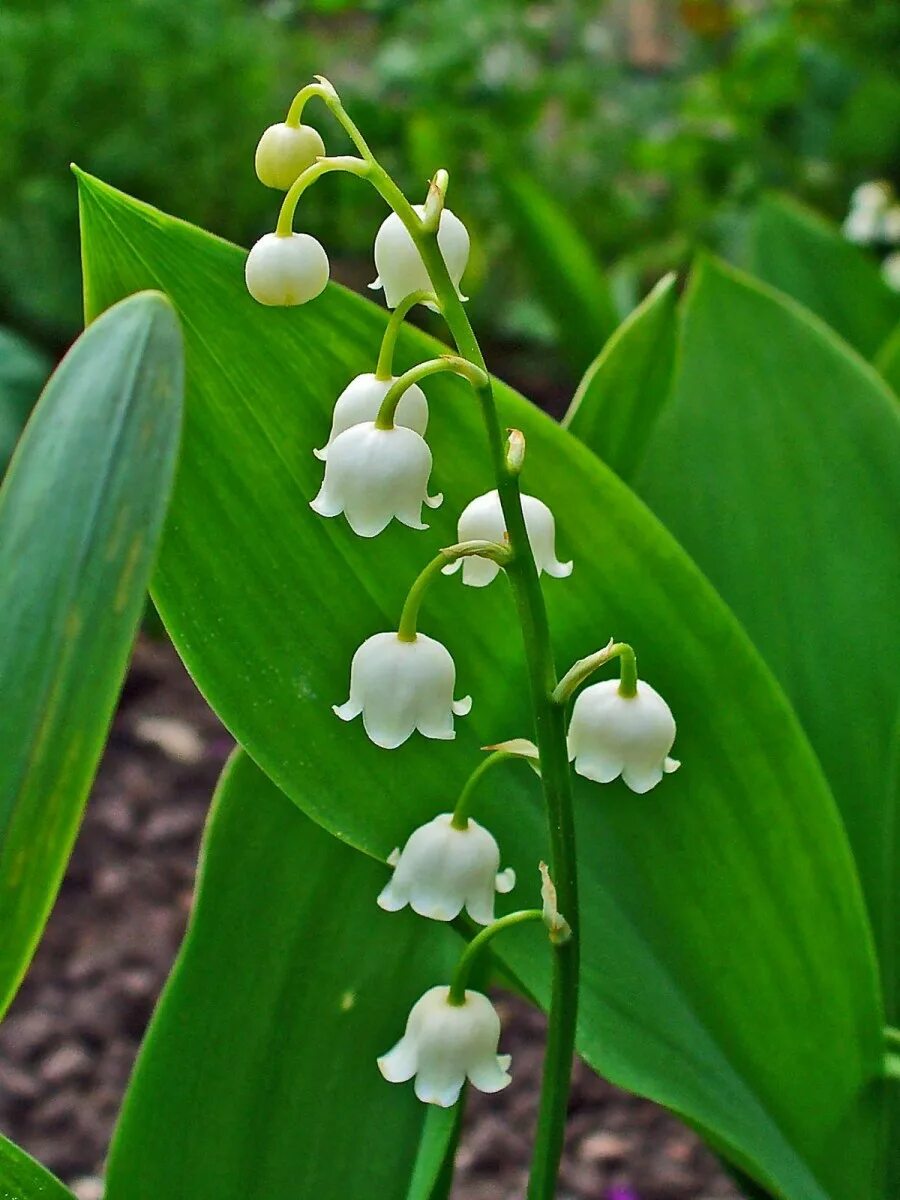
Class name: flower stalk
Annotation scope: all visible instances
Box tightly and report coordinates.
[397,541,510,642]
[448,909,544,1006]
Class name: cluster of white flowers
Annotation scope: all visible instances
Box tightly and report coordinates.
[842,181,900,292]
[246,88,681,1108]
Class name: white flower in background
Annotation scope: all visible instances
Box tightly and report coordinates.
[442,489,572,588]
[850,181,892,212]
[882,251,900,293]
[314,373,429,461]
[378,813,515,924]
[843,181,893,245]
[568,678,679,794]
[333,632,471,748]
[378,986,511,1106]
[370,206,469,309]
[254,122,325,190]
[245,233,329,306]
[881,206,900,244]
[310,422,442,536]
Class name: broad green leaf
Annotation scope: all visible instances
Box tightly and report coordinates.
[79,173,883,1200]
[498,169,620,375]
[107,750,460,1199]
[0,291,182,1017]
[876,322,900,395]
[0,327,50,472]
[0,1135,75,1199]
[629,258,900,1010]
[748,194,900,358]
[563,273,678,480]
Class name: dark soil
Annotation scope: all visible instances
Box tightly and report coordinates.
[0,638,741,1200]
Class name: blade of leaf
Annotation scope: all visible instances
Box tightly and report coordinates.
[563,273,678,480]
[0,291,182,1018]
[498,169,620,375]
[0,1134,76,1199]
[106,750,461,1200]
[747,193,900,358]
[0,327,51,473]
[875,322,900,395]
[78,173,883,1200]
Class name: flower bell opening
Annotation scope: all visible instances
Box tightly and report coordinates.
[377,985,511,1107]
[567,677,679,794]
[333,632,471,749]
[378,813,515,924]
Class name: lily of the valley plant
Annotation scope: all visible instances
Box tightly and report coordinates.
[245,77,679,1199]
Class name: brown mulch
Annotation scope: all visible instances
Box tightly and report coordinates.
[0,638,740,1200]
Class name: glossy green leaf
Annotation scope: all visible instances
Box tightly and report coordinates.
[0,327,50,472]
[106,750,460,1200]
[748,193,900,358]
[875,322,900,395]
[0,1134,75,1199]
[79,173,883,1200]
[498,169,620,375]
[0,291,182,1018]
[563,273,678,480]
[629,259,900,1005]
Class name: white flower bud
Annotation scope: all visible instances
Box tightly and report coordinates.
[442,489,572,588]
[254,122,325,190]
[310,421,442,537]
[314,373,429,461]
[378,986,511,1106]
[334,632,471,749]
[568,678,680,794]
[843,206,882,246]
[378,813,515,924]
[850,181,891,212]
[245,233,329,306]
[370,206,469,309]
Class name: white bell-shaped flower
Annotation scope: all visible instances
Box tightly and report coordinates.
[378,813,515,924]
[378,986,511,1106]
[370,206,469,309]
[254,122,325,190]
[245,232,329,306]
[568,678,679,794]
[314,373,429,461]
[443,489,572,588]
[310,421,442,537]
[334,632,471,749]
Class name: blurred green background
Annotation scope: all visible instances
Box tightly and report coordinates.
[1,0,899,383]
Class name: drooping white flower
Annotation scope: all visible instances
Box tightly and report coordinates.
[378,986,511,1106]
[314,373,429,461]
[254,122,325,190]
[310,422,441,537]
[568,678,679,794]
[334,632,471,749]
[245,232,329,306]
[370,206,469,309]
[378,813,515,924]
[850,181,892,212]
[442,489,572,588]
[843,206,882,246]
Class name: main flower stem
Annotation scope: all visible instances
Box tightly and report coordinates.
[363,164,580,1200]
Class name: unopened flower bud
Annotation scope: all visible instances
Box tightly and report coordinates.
[378,986,511,1106]
[567,678,679,794]
[245,232,329,306]
[370,207,469,309]
[310,422,441,537]
[379,813,515,924]
[314,373,429,461]
[443,490,572,588]
[255,122,325,190]
[334,632,471,749]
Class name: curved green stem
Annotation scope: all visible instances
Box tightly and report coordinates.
[448,909,543,1005]
[451,750,516,830]
[375,290,438,380]
[374,356,488,430]
[553,640,638,705]
[397,542,510,643]
[276,156,369,237]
